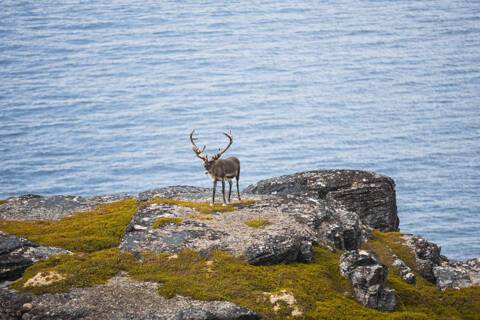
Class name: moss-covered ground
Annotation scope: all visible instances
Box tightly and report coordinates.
[0,198,137,252]
[0,199,7,205]
[1,199,479,319]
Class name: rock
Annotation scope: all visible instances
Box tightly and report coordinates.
[244,170,399,232]
[121,187,317,265]
[245,237,313,265]
[403,234,441,282]
[0,194,128,221]
[0,231,71,282]
[392,256,416,285]
[0,275,258,320]
[433,258,480,290]
[317,206,371,251]
[340,250,396,311]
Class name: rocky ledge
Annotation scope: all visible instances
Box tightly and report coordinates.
[0,170,479,320]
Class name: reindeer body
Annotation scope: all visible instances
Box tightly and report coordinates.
[205,156,241,204]
[190,130,241,204]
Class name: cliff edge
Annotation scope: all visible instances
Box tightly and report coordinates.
[0,170,478,319]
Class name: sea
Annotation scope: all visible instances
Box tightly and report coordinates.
[1,0,479,260]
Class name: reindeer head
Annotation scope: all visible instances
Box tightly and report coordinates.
[190,129,233,175]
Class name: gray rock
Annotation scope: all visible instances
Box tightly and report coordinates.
[433,258,480,290]
[340,250,396,311]
[178,301,258,320]
[121,187,317,265]
[245,237,313,265]
[0,231,71,282]
[403,234,441,282]
[244,170,399,232]
[317,205,371,251]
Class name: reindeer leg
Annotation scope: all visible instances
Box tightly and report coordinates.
[228,179,232,203]
[221,179,226,205]
[212,180,217,205]
[236,176,241,201]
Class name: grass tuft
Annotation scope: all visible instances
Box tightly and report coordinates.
[152,217,183,229]
[245,218,271,229]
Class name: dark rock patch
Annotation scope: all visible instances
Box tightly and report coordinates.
[0,232,70,282]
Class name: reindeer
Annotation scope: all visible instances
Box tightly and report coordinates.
[190,129,241,205]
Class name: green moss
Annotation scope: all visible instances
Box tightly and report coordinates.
[245,218,271,229]
[0,198,138,252]
[11,248,136,294]
[12,244,480,320]
[148,197,255,215]
[0,200,7,205]
[152,217,183,229]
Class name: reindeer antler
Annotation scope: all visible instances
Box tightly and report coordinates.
[211,130,233,160]
[190,129,208,161]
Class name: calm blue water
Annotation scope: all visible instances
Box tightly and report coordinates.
[1,1,479,260]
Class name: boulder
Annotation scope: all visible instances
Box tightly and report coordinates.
[402,234,441,282]
[244,170,399,232]
[340,250,396,311]
[433,258,480,290]
[0,231,70,282]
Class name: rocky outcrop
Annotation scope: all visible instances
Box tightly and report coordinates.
[402,234,480,289]
[244,170,399,232]
[402,234,442,282]
[0,231,70,282]
[0,194,127,221]
[339,250,396,311]
[433,258,480,290]
[1,170,478,319]
[121,187,317,265]
[244,170,399,251]
[0,275,258,320]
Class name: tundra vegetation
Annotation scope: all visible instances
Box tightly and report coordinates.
[0,198,479,320]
